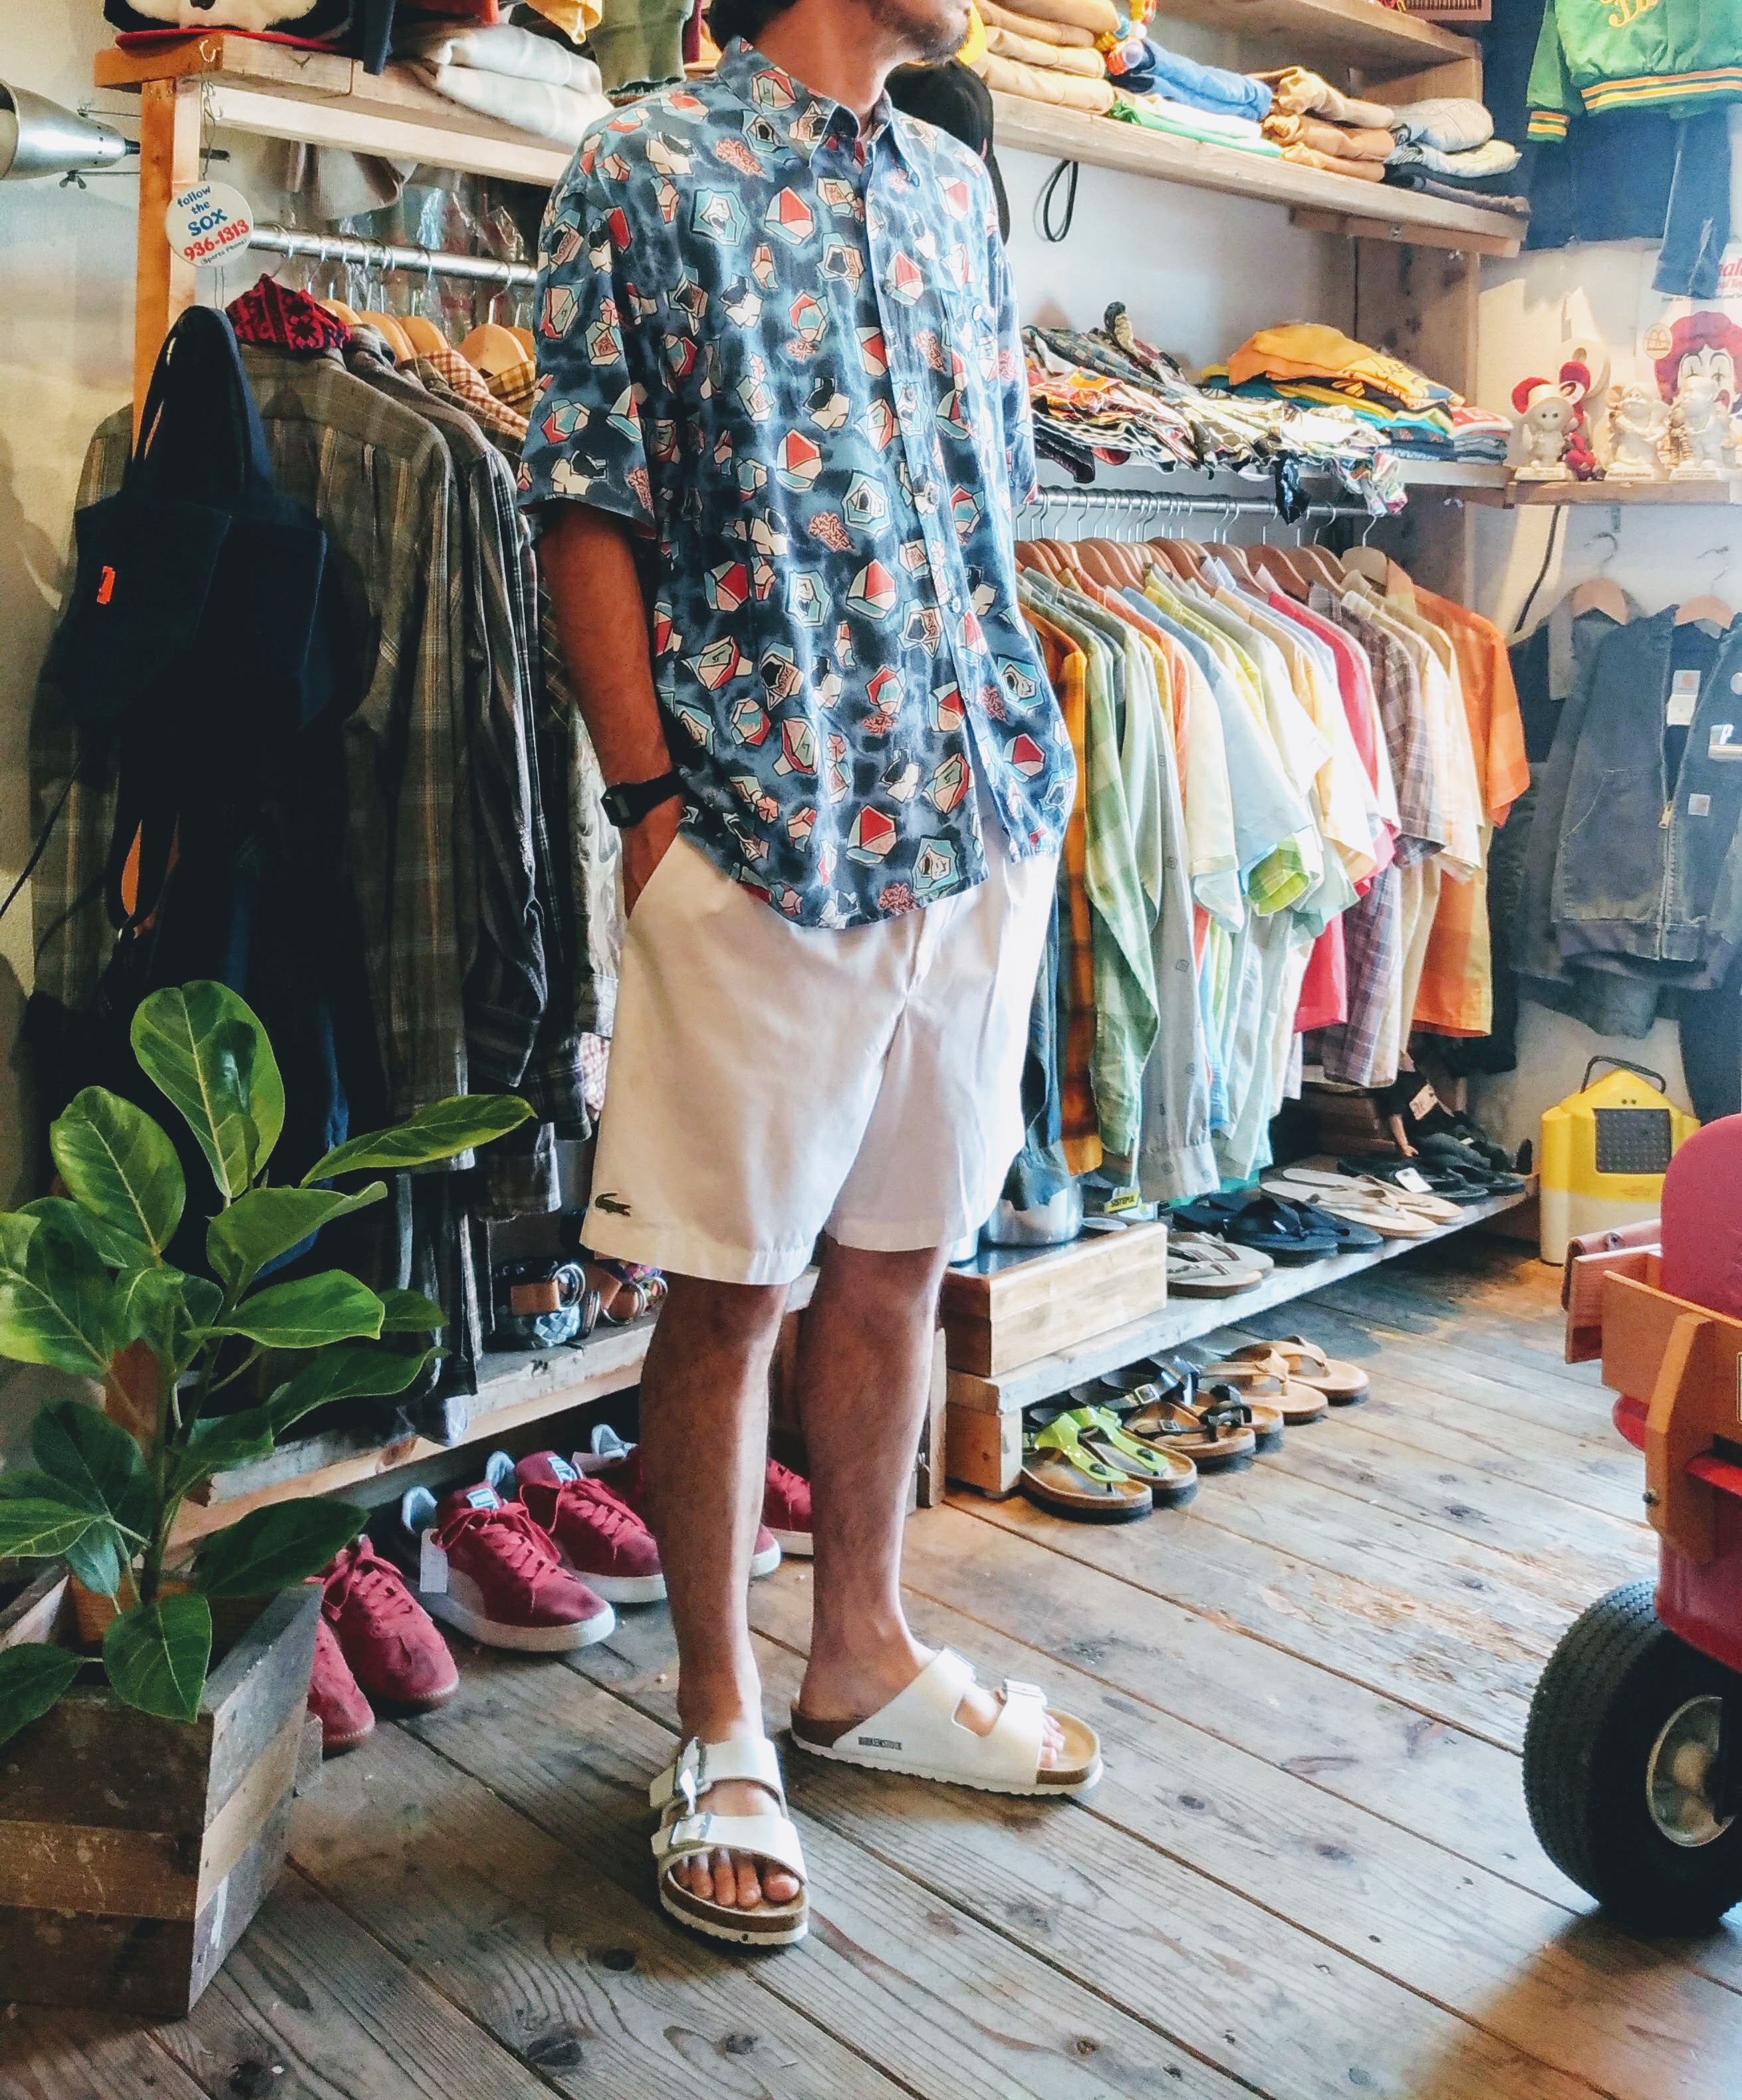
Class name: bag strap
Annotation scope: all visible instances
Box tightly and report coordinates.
[130,306,277,511]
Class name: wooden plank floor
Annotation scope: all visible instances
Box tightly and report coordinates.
[11,1238,1742,2100]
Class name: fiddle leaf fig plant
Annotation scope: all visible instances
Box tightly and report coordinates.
[0,980,530,1736]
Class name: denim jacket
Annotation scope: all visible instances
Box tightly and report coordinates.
[1553,608,1742,987]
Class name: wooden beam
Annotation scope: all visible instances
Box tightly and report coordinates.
[132,76,201,429]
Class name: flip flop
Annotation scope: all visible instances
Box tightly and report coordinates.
[1337,1156,1494,1207]
[1260,1175,1435,1239]
[1197,1351,1328,1426]
[1065,1405,1199,1506]
[650,1735,809,1947]
[1167,1233,1267,1296]
[1221,1195,1340,1264]
[1019,1414,1154,1520]
[1090,1365,1265,1464]
[1270,1167,1461,1227]
[790,1648,1102,1796]
[1414,1133,1527,1193]
[1226,1335,1368,1405]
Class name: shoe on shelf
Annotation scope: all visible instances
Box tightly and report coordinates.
[400,1482,616,1652]
[320,1534,459,1712]
[485,1448,667,1605]
[307,1611,375,1754]
[580,1425,783,1577]
[763,1456,812,1558]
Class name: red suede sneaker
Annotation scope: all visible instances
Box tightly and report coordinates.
[497,1450,667,1604]
[763,1457,813,1558]
[307,1612,374,1753]
[580,1426,781,1577]
[401,1482,616,1651]
[321,1535,460,1712]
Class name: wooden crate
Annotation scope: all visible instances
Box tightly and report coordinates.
[939,1225,1167,1379]
[0,1574,318,2018]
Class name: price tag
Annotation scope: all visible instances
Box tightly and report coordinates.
[1668,668,1701,728]
[164,179,254,269]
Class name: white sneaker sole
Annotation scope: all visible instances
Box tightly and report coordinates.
[577,1569,668,1605]
[421,1591,616,1651]
[751,1539,782,1579]
[769,1528,812,1558]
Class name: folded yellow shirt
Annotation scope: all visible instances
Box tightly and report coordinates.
[1227,324,1457,411]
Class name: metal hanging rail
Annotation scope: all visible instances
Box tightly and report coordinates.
[246,223,537,287]
[1018,485,1370,536]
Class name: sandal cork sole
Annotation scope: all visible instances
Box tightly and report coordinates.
[1019,1452,1154,1520]
[788,1707,1102,1794]
[659,1872,809,1946]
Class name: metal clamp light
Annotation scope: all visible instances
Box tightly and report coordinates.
[0,82,131,180]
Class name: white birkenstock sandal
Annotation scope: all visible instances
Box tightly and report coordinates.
[650,1735,809,1947]
[788,1649,1102,1797]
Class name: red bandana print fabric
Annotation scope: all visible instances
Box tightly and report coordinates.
[227,277,352,354]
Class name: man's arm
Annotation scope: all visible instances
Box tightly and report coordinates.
[540,502,682,912]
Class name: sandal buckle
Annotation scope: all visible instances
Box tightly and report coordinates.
[1002,1678,1045,1704]
[668,1811,714,1850]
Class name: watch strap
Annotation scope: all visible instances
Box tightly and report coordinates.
[602,770,683,829]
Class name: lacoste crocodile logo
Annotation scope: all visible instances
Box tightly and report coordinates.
[594,1193,632,1216]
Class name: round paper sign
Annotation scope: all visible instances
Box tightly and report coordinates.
[164,180,255,269]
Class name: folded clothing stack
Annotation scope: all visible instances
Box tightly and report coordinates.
[973,0,1118,115]
[1106,37,1272,120]
[1109,92,1279,156]
[1382,96,1524,191]
[396,19,611,144]
[1245,65,1398,177]
[1212,322,1479,463]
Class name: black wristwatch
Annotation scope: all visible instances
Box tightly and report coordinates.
[601,770,683,830]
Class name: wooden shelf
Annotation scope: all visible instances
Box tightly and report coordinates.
[1144,0,1477,76]
[990,96,1525,257]
[172,1268,820,1546]
[1505,475,1742,507]
[96,33,574,186]
[945,1179,1535,1493]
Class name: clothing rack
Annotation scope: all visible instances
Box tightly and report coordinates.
[247,223,538,288]
[1018,485,1369,538]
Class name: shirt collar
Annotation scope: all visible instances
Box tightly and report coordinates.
[713,38,908,167]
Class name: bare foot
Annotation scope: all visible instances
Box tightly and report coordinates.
[671,1776,802,1911]
[799,1646,1069,1768]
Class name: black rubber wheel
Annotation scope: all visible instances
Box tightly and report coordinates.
[1524,1579,1742,1932]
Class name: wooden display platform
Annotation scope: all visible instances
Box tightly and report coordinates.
[1506,475,1742,507]
[946,1179,1535,1495]
[989,96,1525,257]
[941,1223,1168,1379]
[1145,0,1477,72]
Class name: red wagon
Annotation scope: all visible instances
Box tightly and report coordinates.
[1525,1117,1742,1930]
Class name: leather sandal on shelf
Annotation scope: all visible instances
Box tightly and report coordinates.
[650,1735,809,1948]
[1019,1413,1154,1520]
[1089,1364,1263,1464]
[1166,1232,1267,1295]
[1227,1334,1368,1405]
[1053,1404,1198,1506]
[789,1648,1102,1796]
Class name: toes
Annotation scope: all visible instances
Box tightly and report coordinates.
[735,1855,763,1909]
[686,1856,714,1902]
[711,1847,739,1906]
[763,1867,801,1904]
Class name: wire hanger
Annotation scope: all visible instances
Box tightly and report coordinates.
[1568,519,1630,624]
[1676,542,1735,627]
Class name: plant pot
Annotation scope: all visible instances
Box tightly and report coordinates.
[0,1568,318,2018]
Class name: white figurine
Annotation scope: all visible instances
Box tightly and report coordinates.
[1605,383,1670,481]
[1668,370,1728,479]
[1511,362,1591,480]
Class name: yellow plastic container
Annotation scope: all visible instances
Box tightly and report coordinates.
[1539,1057,1697,1262]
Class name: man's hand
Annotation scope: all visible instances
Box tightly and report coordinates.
[623,794,683,916]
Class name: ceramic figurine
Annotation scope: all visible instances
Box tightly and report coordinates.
[1667,370,1727,478]
[1511,360,1592,481]
[1605,383,1670,481]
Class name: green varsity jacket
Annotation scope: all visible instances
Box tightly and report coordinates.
[1527,0,1742,138]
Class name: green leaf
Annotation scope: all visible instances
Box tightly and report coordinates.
[102,1593,211,1722]
[115,1264,222,1376]
[21,1195,156,1276]
[48,1088,184,1259]
[265,1343,434,1435]
[170,1408,277,1495]
[206,1183,388,1296]
[0,1644,84,1746]
[0,1496,97,1560]
[32,1399,152,1538]
[0,1209,127,1377]
[130,983,283,1200]
[212,1272,385,1351]
[63,1519,126,1599]
[193,1500,366,1598]
[0,1469,66,1500]
[378,1288,447,1335]
[301,1095,533,1185]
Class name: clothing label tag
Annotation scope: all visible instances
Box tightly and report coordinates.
[164,180,254,269]
[1689,793,1713,817]
[1408,1083,1437,1121]
[1669,669,1701,727]
[418,1530,448,1595]
[1394,1166,1434,1193]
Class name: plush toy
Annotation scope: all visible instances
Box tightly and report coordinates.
[1511,360,1594,481]
[104,0,354,39]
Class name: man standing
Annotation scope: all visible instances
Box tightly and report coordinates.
[522,0,1096,1949]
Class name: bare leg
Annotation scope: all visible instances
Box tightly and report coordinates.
[639,1273,801,1910]
[794,1239,1064,1760]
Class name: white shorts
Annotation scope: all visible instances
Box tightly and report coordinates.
[582,834,1057,1286]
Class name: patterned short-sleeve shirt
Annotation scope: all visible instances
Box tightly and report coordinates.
[519,40,1073,928]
